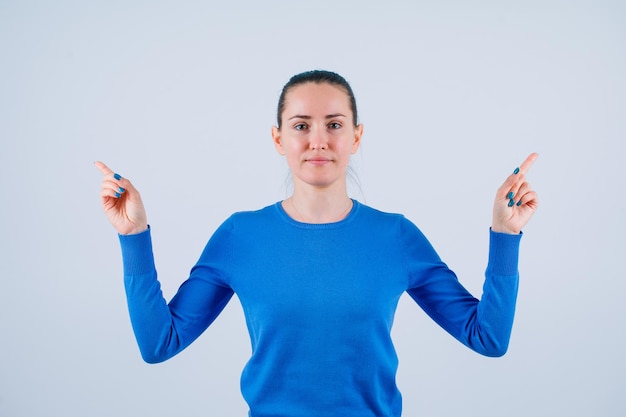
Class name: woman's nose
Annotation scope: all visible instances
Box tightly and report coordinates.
[308,125,328,150]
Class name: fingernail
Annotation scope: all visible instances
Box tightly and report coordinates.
[513,167,520,175]
[508,199,515,207]
[507,191,515,199]
[118,187,125,193]
[516,200,522,206]
[114,192,121,198]
[114,173,122,181]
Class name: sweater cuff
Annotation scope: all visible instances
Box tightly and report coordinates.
[487,228,522,276]
[118,226,156,275]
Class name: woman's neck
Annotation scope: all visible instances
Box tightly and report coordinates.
[283,188,353,224]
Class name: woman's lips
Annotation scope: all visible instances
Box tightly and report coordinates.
[305,156,332,166]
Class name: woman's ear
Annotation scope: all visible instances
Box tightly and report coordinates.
[351,124,363,154]
[272,126,285,155]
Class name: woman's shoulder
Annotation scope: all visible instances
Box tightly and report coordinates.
[222,202,281,226]
[355,200,409,223]
[355,201,427,237]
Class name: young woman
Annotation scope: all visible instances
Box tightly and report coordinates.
[96,70,538,417]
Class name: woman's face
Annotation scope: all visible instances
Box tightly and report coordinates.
[272,82,363,191]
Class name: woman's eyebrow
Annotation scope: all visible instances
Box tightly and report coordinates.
[288,114,311,120]
[288,113,347,120]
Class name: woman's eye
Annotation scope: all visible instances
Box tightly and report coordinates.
[294,123,308,131]
[328,122,341,129]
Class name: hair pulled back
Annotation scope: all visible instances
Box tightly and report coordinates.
[276,70,358,128]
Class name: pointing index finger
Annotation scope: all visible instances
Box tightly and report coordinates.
[518,153,539,175]
[94,161,114,176]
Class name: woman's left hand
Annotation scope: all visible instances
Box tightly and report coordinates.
[491,153,539,234]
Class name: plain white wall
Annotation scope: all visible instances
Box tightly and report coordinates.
[1,1,624,416]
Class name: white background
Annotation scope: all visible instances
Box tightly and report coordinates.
[1,1,624,416]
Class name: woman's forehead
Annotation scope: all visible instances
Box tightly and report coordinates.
[283,83,352,115]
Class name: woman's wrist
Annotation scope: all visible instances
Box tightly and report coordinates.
[490,224,520,235]
[121,224,149,236]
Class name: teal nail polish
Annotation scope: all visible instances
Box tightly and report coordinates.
[508,199,515,207]
[114,173,122,180]
[114,192,121,198]
[516,200,522,206]
[513,167,520,175]
[118,187,125,193]
[507,191,515,199]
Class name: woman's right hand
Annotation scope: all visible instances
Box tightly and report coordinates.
[95,161,149,235]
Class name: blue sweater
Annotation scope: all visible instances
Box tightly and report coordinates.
[119,200,521,417]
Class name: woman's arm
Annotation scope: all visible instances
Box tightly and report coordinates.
[406,154,538,356]
[96,162,233,363]
[120,229,233,363]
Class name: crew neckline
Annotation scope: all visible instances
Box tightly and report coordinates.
[274,199,360,229]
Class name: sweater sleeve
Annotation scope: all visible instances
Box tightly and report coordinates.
[405,225,521,357]
[119,226,234,364]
